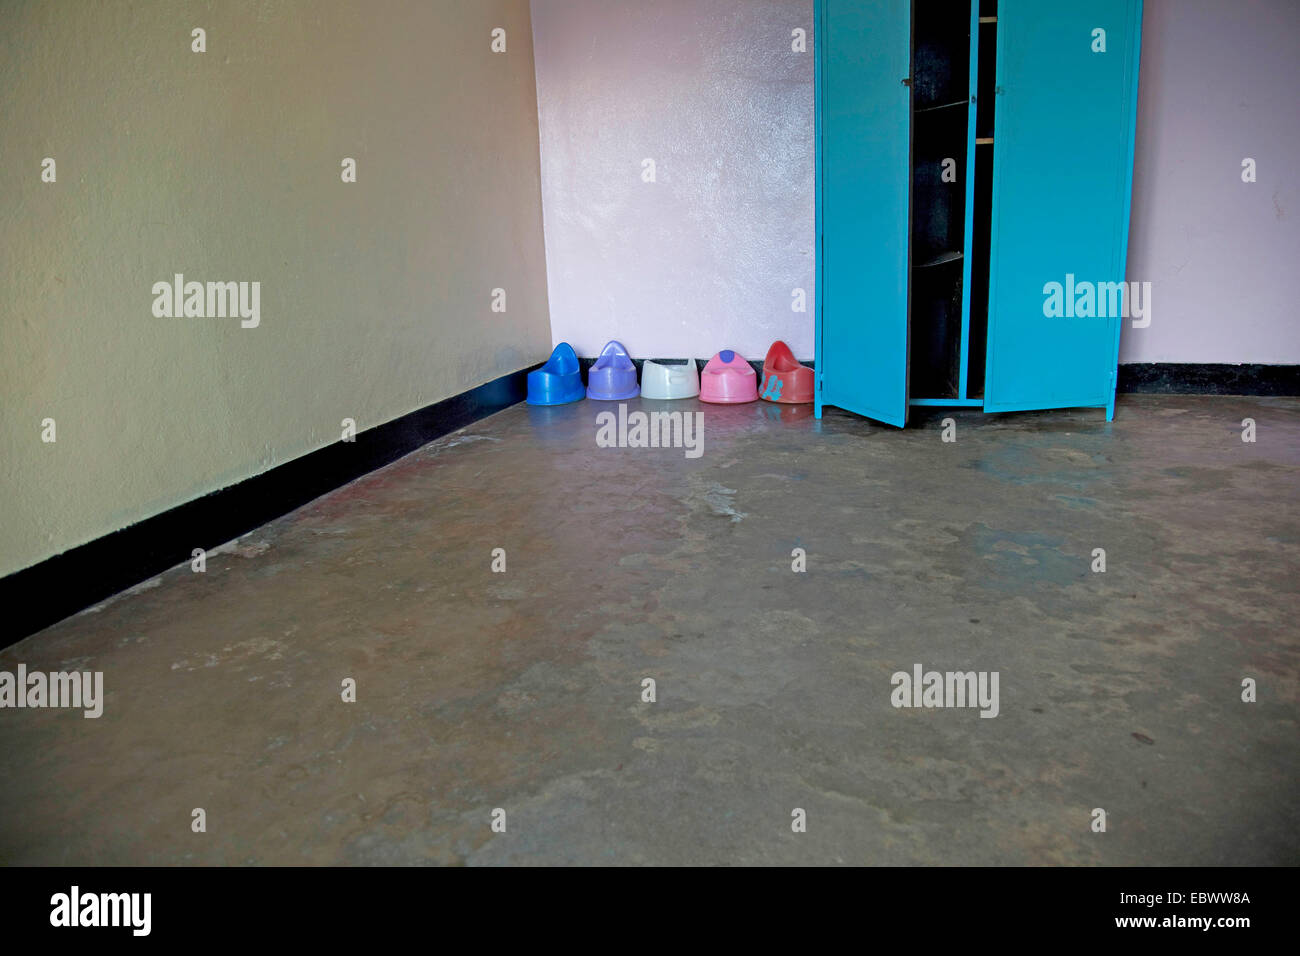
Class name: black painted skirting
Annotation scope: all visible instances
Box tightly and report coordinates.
[0,365,537,648]
[1118,363,1299,396]
[581,359,1298,396]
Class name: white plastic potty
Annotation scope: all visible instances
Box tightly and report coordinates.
[640,359,700,399]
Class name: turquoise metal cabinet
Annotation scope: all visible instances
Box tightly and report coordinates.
[814,0,1143,426]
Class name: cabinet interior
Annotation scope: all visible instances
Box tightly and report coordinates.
[909,0,996,402]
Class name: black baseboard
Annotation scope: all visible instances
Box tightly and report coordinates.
[0,365,537,649]
[578,359,1299,395]
[1118,363,1299,396]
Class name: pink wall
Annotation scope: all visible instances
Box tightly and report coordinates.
[531,0,815,361]
[1121,0,1300,363]
[532,0,1300,366]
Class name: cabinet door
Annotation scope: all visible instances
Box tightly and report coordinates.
[982,0,1142,415]
[815,0,911,427]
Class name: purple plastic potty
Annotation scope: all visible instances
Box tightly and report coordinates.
[587,340,640,400]
[700,350,758,403]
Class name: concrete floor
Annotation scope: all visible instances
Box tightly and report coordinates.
[1,394,1297,865]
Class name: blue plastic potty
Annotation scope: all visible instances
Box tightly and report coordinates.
[586,340,640,401]
[527,342,585,405]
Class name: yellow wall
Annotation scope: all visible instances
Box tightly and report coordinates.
[0,0,552,576]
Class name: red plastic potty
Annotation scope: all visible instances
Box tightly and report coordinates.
[759,340,814,404]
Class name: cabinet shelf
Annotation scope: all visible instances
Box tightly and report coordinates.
[915,98,969,114]
[916,250,964,268]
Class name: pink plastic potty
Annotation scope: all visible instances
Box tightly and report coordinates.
[700,350,758,404]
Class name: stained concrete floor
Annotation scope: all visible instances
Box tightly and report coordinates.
[1,394,1298,865]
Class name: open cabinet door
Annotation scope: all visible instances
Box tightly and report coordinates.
[815,0,911,427]
[983,0,1141,416]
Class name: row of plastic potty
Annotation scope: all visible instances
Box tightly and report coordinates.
[527,340,814,406]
